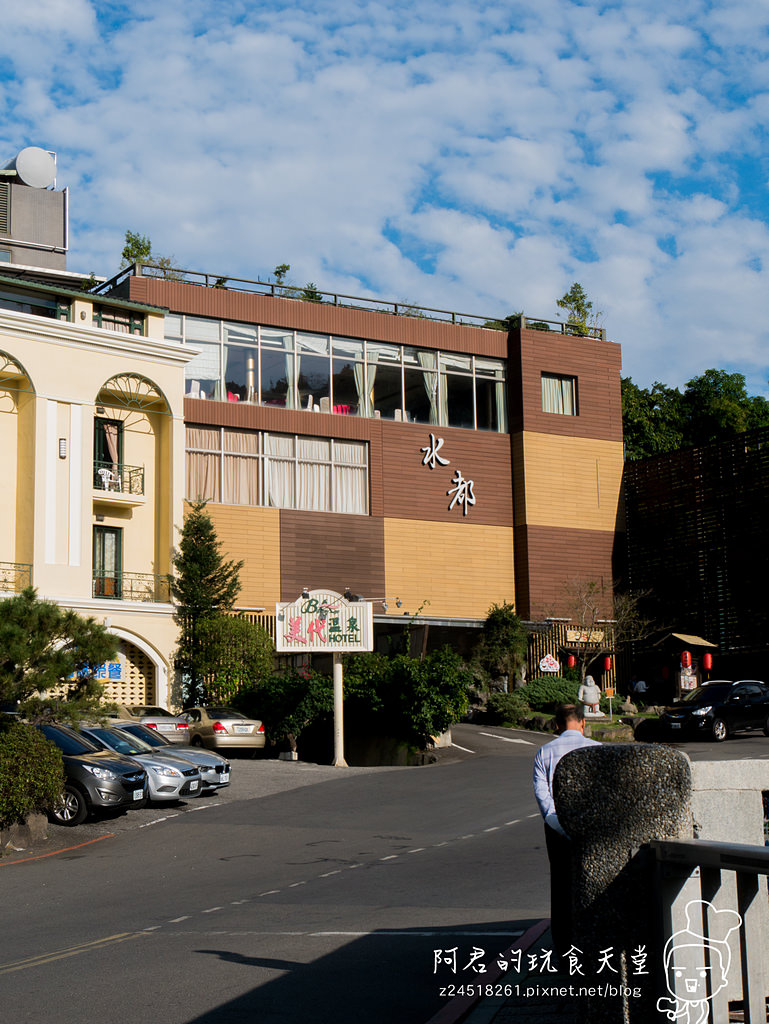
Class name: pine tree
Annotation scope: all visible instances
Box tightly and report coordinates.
[171,501,243,704]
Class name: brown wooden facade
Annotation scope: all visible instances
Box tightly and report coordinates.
[125,276,625,626]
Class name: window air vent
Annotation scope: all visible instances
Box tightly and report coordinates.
[0,182,9,235]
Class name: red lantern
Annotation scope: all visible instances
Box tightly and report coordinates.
[681,650,691,669]
[567,654,576,669]
[702,652,713,671]
[604,656,612,672]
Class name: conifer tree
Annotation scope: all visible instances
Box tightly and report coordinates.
[171,501,243,703]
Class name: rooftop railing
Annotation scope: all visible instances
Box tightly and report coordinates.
[94,263,607,340]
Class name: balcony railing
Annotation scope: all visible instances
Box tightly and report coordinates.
[652,838,769,1022]
[92,572,170,603]
[93,262,605,339]
[93,461,145,495]
[0,561,32,592]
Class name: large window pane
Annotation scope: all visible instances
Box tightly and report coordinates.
[297,333,330,410]
[331,339,364,415]
[186,453,220,502]
[404,346,437,425]
[185,341,221,400]
[224,343,258,403]
[367,342,401,420]
[223,456,260,504]
[475,358,507,431]
[185,317,221,342]
[260,347,292,407]
[442,372,474,428]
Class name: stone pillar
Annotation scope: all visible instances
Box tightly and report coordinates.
[553,743,692,1023]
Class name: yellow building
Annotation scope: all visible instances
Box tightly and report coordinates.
[0,275,190,707]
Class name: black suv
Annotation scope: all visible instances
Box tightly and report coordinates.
[659,680,769,742]
[39,723,148,826]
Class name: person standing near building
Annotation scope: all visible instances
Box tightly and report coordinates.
[532,703,600,954]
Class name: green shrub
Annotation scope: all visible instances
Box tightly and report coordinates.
[0,721,64,827]
[521,676,580,712]
[485,690,531,725]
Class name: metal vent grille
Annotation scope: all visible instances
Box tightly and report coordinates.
[0,182,8,235]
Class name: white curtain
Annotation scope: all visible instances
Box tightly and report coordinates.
[298,438,331,511]
[418,350,440,424]
[333,441,368,514]
[541,374,575,415]
[264,434,294,508]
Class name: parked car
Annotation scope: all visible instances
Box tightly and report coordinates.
[116,705,191,745]
[112,720,232,791]
[38,723,148,827]
[659,680,769,742]
[183,706,266,754]
[79,726,203,801]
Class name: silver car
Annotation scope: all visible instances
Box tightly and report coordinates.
[80,726,203,802]
[113,720,232,790]
[116,705,191,745]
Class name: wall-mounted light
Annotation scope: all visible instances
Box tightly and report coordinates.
[396,598,402,608]
[382,601,388,612]
[58,438,67,459]
[301,587,310,599]
[80,310,87,320]
[95,514,105,522]
[96,406,105,414]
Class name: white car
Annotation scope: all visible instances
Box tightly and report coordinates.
[116,705,191,745]
[113,720,232,790]
[80,726,203,802]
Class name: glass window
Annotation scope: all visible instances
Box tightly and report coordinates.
[185,341,221,400]
[542,373,577,415]
[403,347,437,425]
[367,342,401,420]
[185,317,221,342]
[164,313,183,341]
[297,333,331,411]
[331,338,363,416]
[260,328,294,408]
[93,526,122,599]
[440,353,474,429]
[475,358,507,432]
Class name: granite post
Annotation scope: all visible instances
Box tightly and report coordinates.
[553,743,692,1024]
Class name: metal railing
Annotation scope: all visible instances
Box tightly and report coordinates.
[93,263,606,339]
[651,838,769,1022]
[0,561,32,592]
[92,572,170,603]
[93,461,145,495]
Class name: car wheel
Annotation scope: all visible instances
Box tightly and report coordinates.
[51,785,88,826]
[764,715,769,737]
[192,736,204,747]
[711,718,728,743]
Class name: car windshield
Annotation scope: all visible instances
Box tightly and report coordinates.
[121,723,169,747]
[39,725,101,755]
[206,708,246,720]
[680,684,732,704]
[85,728,152,755]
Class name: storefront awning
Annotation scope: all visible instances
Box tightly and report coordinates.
[655,632,718,648]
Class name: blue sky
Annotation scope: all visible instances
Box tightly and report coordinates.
[3,0,769,394]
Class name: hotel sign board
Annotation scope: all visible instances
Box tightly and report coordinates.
[276,589,374,654]
[566,628,605,645]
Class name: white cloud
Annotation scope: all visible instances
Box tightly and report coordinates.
[2,0,769,395]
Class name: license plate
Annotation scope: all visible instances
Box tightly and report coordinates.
[190,780,199,790]
[156,723,174,731]
[220,772,230,783]
[233,725,251,734]
[671,723,681,729]
[133,789,144,800]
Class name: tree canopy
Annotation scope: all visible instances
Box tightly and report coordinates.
[0,588,118,722]
[622,370,769,460]
[556,282,602,337]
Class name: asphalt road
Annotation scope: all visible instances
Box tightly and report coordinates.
[0,725,550,1024]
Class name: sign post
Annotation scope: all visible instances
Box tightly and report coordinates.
[276,589,374,768]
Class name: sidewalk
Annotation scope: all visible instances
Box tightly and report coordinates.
[427,921,579,1024]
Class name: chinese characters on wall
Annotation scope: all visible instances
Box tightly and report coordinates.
[420,433,476,516]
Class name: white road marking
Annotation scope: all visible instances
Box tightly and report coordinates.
[258,890,281,896]
[201,907,222,914]
[451,742,475,753]
[479,732,534,745]
[484,827,500,833]
[380,855,398,861]
[320,870,341,877]
[408,848,425,853]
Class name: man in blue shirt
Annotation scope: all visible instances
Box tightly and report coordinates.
[532,703,600,954]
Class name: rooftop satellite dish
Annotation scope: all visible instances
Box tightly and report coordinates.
[2,147,57,188]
